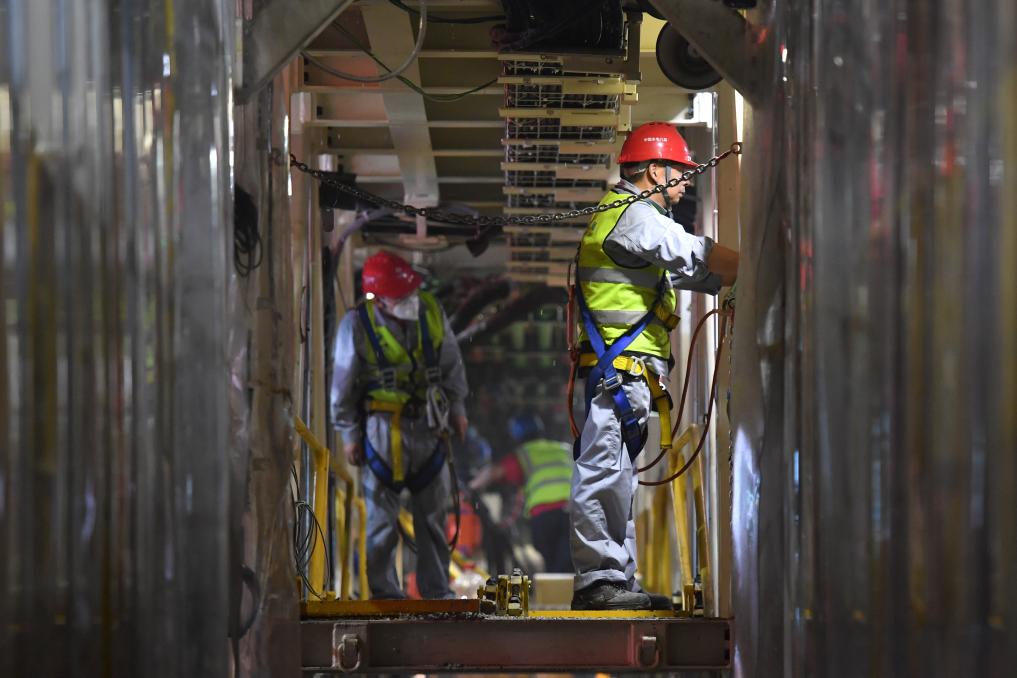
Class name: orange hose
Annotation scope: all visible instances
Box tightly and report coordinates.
[566,264,581,439]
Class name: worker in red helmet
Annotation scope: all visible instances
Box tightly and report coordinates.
[569,122,739,610]
[330,250,469,599]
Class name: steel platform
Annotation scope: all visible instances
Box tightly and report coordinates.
[301,602,732,673]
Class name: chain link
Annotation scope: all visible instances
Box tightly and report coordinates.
[289,142,742,229]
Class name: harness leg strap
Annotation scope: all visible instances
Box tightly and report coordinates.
[367,400,405,484]
[579,353,675,457]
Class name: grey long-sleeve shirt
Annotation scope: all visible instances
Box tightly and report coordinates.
[330,302,468,445]
[604,179,722,293]
[597,179,723,376]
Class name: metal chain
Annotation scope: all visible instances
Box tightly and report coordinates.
[289,142,742,229]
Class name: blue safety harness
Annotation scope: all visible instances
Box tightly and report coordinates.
[575,284,667,461]
[357,302,446,494]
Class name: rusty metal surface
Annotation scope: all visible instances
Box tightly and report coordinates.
[231,64,302,678]
[302,598,481,618]
[731,0,1017,677]
[0,1,234,676]
[301,617,732,673]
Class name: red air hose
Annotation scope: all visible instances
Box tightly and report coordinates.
[639,311,731,487]
[637,308,721,474]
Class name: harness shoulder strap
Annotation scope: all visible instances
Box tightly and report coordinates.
[417,300,439,370]
[575,284,661,459]
[357,303,389,367]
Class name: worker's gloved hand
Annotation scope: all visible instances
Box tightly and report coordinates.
[453,414,469,443]
[343,441,364,467]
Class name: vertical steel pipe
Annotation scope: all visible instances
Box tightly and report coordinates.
[1,1,234,676]
[732,0,1017,676]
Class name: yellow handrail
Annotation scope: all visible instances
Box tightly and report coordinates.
[669,426,697,616]
[356,497,369,599]
[294,416,330,598]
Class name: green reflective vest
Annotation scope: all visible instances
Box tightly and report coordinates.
[516,439,572,517]
[360,291,445,404]
[576,190,676,359]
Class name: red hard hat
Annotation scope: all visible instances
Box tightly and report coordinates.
[617,122,696,168]
[361,250,422,298]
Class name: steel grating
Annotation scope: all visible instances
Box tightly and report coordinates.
[499,37,638,285]
[504,85,619,110]
[504,119,616,142]
[505,145,612,165]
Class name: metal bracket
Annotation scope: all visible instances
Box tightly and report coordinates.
[237,0,355,102]
[636,634,661,668]
[647,0,773,104]
[303,617,732,671]
[332,631,361,673]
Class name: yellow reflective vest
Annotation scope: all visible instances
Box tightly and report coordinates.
[516,439,572,517]
[359,291,445,404]
[576,191,677,359]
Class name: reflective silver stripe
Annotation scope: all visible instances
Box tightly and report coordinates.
[590,308,675,327]
[590,309,651,325]
[577,266,662,289]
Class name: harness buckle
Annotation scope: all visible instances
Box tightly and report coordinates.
[602,372,623,392]
[378,367,398,391]
[625,357,646,378]
[424,366,442,385]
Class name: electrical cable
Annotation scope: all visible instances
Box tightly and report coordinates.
[446,438,462,551]
[303,1,428,83]
[502,0,610,53]
[387,0,504,25]
[325,22,496,102]
[291,462,334,600]
[234,186,262,277]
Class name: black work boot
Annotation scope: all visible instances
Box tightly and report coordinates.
[628,584,673,611]
[644,591,673,610]
[571,581,651,610]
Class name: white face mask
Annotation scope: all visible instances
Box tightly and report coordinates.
[381,292,420,321]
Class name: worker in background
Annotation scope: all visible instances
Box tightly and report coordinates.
[331,250,469,599]
[571,122,739,610]
[468,414,572,572]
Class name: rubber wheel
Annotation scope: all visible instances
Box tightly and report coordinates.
[655,22,723,91]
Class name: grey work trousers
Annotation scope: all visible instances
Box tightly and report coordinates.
[362,412,453,599]
[570,374,651,591]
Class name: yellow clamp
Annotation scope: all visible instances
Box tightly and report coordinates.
[655,305,680,331]
[578,354,674,452]
[366,400,404,483]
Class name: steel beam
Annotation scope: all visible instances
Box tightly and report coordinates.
[330,149,503,157]
[239,0,355,102]
[647,0,772,105]
[360,2,440,238]
[304,48,500,59]
[303,84,501,96]
[357,176,503,184]
[301,616,732,673]
[305,119,503,128]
